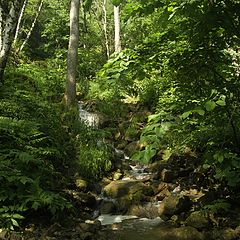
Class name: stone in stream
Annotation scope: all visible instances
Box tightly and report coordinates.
[185,211,210,229]
[99,200,116,214]
[103,180,154,212]
[152,226,204,240]
[158,194,192,217]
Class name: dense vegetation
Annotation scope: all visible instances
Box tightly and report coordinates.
[0,0,240,233]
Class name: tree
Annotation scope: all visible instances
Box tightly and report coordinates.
[113,3,121,52]
[64,0,80,106]
[103,0,110,58]
[13,0,28,46]
[0,0,23,83]
[17,0,43,53]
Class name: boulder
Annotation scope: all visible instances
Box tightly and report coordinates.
[128,203,159,218]
[103,180,153,212]
[75,178,89,192]
[99,200,116,214]
[185,211,210,229]
[210,228,237,240]
[153,226,204,240]
[104,180,153,199]
[158,194,192,217]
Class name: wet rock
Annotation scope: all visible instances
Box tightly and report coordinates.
[185,211,210,229]
[104,180,153,212]
[158,194,192,217]
[99,201,116,214]
[128,203,159,218]
[104,180,153,199]
[152,226,204,240]
[76,220,101,234]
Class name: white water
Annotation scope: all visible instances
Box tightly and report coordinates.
[98,214,138,225]
[78,101,100,127]
[122,164,151,180]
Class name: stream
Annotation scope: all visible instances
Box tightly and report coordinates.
[77,102,210,240]
[78,102,170,240]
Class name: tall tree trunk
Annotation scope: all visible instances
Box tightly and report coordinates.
[103,0,110,58]
[0,0,23,83]
[64,0,80,106]
[17,0,43,53]
[13,0,28,46]
[114,4,121,53]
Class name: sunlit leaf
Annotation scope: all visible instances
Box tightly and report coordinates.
[205,101,216,111]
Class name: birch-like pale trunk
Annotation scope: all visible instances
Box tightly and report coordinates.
[64,0,80,106]
[103,0,110,58]
[13,0,28,45]
[17,0,43,53]
[114,4,121,53]
[0,0,23,83]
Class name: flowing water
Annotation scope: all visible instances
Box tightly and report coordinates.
[78,102,171,240]
[78,101,100,127]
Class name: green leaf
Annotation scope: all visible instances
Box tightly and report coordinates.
[195,109,205,116]
[205,101,216,111]
[214,152,224,163]
[143,145,156,163]
[148,113,161,122]
[181,111,191,119]
[11,218,19,227]
[216,99,226,106]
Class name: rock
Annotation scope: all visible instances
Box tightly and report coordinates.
[185,211,210,229]
[75,178,88,192]
[158,194,192,217]
[152,226,204,240]
[76,220,101,234]
[0,230,8,239]
[161,169,176,183]
[149,161,168,173]
[81,232,94,240]
[156,188,171,201]
[211,228,237,240]
[235,225,240,237]
[99,200,116,214]
[128,203,159,218]
[124,141,141,155]
[156,182,169,193]
[104,180,153,212]
[113,171,123,180]
[104,180,153,199]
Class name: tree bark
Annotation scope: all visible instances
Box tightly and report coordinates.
[17,0,43,53]
[13,0,28,45]
[114,4,121,53]
[103,0,110,58]
[64,0,80,106]
[0,0,23,83]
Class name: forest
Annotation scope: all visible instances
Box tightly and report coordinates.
[0,0,240,239]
